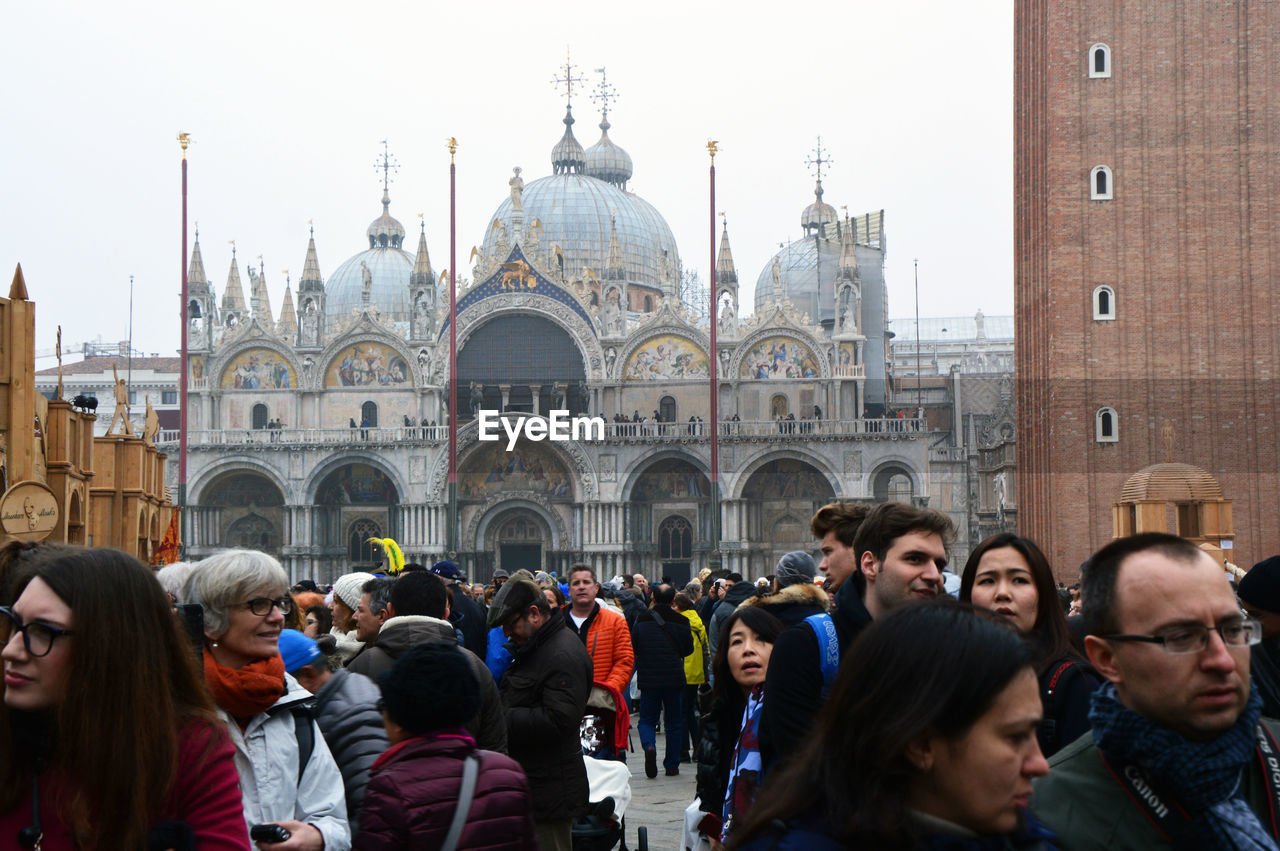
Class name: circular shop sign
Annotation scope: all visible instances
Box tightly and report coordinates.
[0,481,59,542]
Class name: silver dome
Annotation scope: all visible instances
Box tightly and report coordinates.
[482,172,680,293]
[551,108,586,175]
[326,246,414,324]
[367,190,406,249]
[584,119,633,188]
[801,180,838,234]
[753,235,841,324]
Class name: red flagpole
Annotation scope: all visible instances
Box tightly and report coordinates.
[178,133,190,555]
[447,139,458,556]
[708,142,721,570]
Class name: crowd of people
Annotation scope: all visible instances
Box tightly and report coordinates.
[2,499,1279,850]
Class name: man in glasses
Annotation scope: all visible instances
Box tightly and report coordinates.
[1034,533,1280,850]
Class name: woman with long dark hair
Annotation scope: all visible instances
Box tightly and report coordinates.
[960,532,1099,756]
[732,602,1052,849]
[695,606,785,850]
[0,546,249,849]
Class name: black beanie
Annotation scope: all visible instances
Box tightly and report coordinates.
[1240,556,1280,615]
[378,642,480,735]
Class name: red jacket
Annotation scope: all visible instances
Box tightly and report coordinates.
[569,602,634,696]
[0,719,249,850]
[356,730,536,850]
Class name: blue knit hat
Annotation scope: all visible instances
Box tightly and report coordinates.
[278,629,321,673]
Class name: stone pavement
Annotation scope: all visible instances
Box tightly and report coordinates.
[613,720,698,850]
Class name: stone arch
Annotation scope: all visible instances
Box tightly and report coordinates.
[732,327,829,381]
[730,449,843,501]
[468,495,569,554]
[866,458,924,501]
[619,449,710,502]
[318,329,420,390]
[429,419,597,502]
[192,458,291,505]
[617,330,711,382]
[304,453,406,506]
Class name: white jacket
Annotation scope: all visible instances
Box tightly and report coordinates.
[218,673,352,850]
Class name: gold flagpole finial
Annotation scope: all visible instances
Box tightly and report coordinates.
[177,132,191,158]
[707,140,719,162]
[448,137,458,162]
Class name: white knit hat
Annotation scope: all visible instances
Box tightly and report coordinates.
[332,572,376,610]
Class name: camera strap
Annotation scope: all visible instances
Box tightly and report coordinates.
[441,753,480,851]
[17,763,42,850]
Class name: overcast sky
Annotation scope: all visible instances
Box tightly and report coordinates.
[1,1,1013,363]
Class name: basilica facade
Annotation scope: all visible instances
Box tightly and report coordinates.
[168,98,933,585]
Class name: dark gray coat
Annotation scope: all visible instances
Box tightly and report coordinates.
[346,615,508,754]
[311,668,388,825]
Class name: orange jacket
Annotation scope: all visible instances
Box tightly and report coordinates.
[578,603,634,696]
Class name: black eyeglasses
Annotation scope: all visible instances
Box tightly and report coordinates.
[0,606,74,658]
[1099,619,1262,655]
[235,596,295,617]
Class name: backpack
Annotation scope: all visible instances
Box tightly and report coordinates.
[290,705,315,782]
[804,613,840,699]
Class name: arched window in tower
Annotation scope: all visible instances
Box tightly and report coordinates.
[1096,407,1119,442]
[1093,285,1116,320]
[1091,166,1113,200]
[361,401,378,428]
[1089,43,1112,78]
[251,403,269,430]
[659,395,677,423]
[643,295,653,312]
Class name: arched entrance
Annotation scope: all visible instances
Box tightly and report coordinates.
[495,511,545,575]
[201,471,286,558]
[741,457,837,577]
[313,462,399,576]
[629,456,710,580]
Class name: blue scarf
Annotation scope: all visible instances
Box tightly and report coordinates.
[722,684,765,842]
[1089,682,1277,850]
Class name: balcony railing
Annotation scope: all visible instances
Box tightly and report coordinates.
[158,417,927,449]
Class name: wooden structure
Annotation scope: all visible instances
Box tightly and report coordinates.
[1112,461,1234,562]
[1,265,173,558]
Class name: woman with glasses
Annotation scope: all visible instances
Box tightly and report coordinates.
[960,533,1101,757]
[1,546,250,849]
[184,549,351,850]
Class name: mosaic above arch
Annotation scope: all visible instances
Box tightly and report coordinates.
[624,335,710,381]
[739,336,821,380]
[316,463,399,505]
[459,441,574,500]
[325,341,412,387]
[632,458,710,501]
[220,348,296,390]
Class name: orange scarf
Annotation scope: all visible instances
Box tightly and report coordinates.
[203,646,286,724]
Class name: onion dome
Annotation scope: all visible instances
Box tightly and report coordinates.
[801,180,838,235]
[584,117,633,188]
[1120,463,1225,502]
[367,189,406,249]
[552,107,586,175]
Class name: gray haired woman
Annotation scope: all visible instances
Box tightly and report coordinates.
[183,549,351,851]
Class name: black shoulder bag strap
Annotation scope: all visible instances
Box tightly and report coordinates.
[291,706,314,782]
[441,753,481,851]
[1040,660,1075,753]
[648,608,682,656]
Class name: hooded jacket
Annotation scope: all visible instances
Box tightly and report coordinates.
[679,608,710,686]
[614,588,648,627]
[632,603,695,690]
[217,673,351,851]
[500,613,594,822]
[708,581,760,659]
[739,580,831,627]
[347,614,507,754]
[355,730,535,850]
[310,668,389,826]
[758,573,873,774]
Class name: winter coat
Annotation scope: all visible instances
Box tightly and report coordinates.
[355,730,536,850]
[1035,656,1100,758]
[486,624,514,681]
[1031,720,1280,850]
[500,613,594,822]
[708,581,760,659]
[217,673,351,851]
[759,573,872,775]
[695,694,742,826]
[615,588,648,627]
[632,603,695,690]
[738,580,830,627]
[330,627,365,665]
[347,614,507,754]
[679,608,710,686]
[449,590,489,659]
[0,719,251,851]
[737,809,1057,850]
[565,601,635,695]
[311,668,390,825]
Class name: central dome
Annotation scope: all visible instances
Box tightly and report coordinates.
[325,191,415,325]
[481,106,680,297]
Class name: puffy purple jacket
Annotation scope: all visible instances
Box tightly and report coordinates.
[354,730,535,850]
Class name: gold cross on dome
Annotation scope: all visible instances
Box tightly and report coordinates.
[551,49,586,106]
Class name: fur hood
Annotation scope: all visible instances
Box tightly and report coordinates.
[739,580,830,613]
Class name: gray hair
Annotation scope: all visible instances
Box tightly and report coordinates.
[156,561,194,601]
[183,549,288,638]
[683,580,702,598]
[363,576,396,616]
